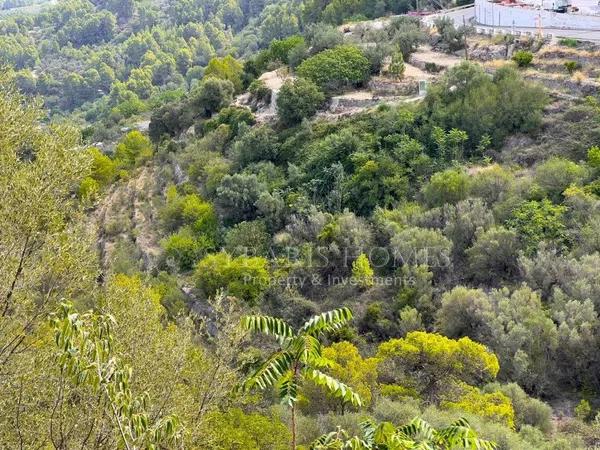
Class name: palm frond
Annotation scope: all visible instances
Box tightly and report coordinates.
[412,443,436,450]
[242,351,294,392]
[304,368,362,407]
[373,422,396,447]
[310,429,370,450]
[300,307,353,336]
[358,419,376,445]
[436,418,497,450]
[288,334,323,363]
[278,371,300,406]
[241,315,294,342]
[397,417,435,441]
[310,431,340,449]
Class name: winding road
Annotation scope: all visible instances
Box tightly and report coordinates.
[426,5,600,42]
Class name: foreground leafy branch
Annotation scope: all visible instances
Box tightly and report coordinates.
[51,302,183,450]
[311,417,497,450]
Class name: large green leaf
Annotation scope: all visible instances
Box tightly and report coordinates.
[278,371,300,406]
[288,334,323,364]
[243,351,294,391]
[300,307,353,336]
[304,368,362,407]
[310,429,371,450]
[436,418,497,450]
[241,315,294,342]
[397,417,434,441]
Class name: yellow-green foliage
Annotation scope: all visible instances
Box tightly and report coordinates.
[587,146,600,169]
[352,253,374,288]
[78,146,119,200]
[0,79,99,449]
[100,275,248,448]
[88,146,118,186]
[180,193,218,237]
[322,341,378,406]
[162,227,214,272]
[205,408,290,450]
[379,384,420,400]
[204,55,244,93]
[78,176,100,201]
[376,332,499,401]
[443,384,516,429]
[195,252,270,304]
[160,186,219,271]
[575,399,592,422]
[160,185,218,239]
[114,130,153,168]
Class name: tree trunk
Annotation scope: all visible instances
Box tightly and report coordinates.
[291,402,297,450]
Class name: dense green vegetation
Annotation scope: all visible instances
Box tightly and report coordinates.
[4,0,600,449]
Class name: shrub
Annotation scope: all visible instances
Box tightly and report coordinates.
[376,332,500,403]
[387,16,427,59]
[351,254,374,288]
[533,157,587,202]
[423,63,547,150]
[305,23,344,54]
[224,221,271,257]
[575,399,592,422]
[204,55,244,93]
[276,78,325,126]
[466,227,521,284]
[268,35,305,64]
[388,51,405,79]
[114,130,153,168]
[161,227,211,272]
[233,125,281,167]
[296,45,371,92]
[203,106,255,137]
[189,76,235,117]
[194,252,270,304]
[78,176,100,201]
[507,199,567,254]
[564,60,581,74]
[559,38,578,47]
[159,186,218,240]
[248,79,272,104]
[425,62,443,73]
[587,146,600,168]
[484,383,552,434]
[422,169,470,207]
[87,146,118,187]
[390,227,453,273]
[433,16,470,52]
[216,173,267,223]
[372,398,421,424]
[149,101,194,142]
[512,50,533,68]
[206,408,290,449]
[442,384,515,429]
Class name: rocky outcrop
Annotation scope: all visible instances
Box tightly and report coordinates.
[470,44,508,61]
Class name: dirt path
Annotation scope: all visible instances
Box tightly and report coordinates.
[410,45,464,69]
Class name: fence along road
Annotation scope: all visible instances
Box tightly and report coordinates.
[425,4,600,42]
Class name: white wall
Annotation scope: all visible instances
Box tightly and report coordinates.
[475,0,600,30]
